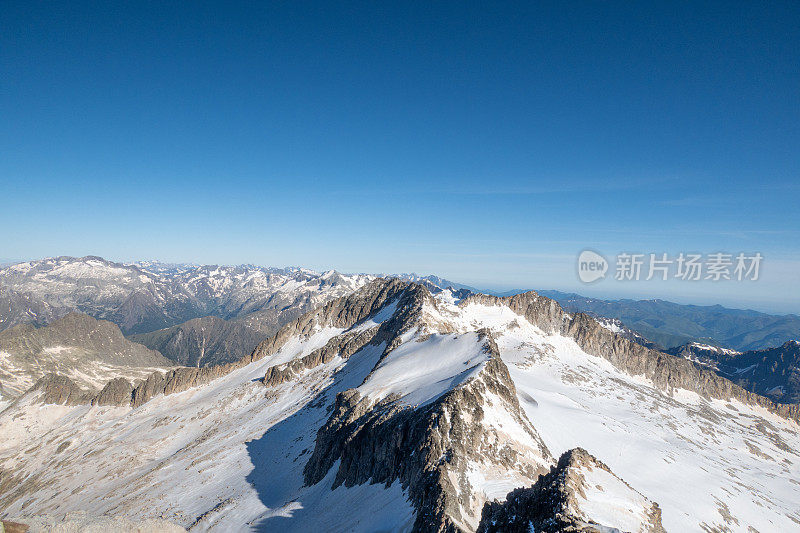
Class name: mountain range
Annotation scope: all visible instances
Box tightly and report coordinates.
[1,278,797,531]
[0,256,374,335]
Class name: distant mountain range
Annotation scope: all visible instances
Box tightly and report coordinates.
[537,290,800,351]
[0,258,479,368]
[666,340,800,404]
[0,256,374,335]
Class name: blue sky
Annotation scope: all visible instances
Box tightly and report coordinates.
[2,2,799,313]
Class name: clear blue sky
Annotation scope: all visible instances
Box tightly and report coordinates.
[1,2,799,312]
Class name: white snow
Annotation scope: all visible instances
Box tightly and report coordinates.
[570,461,653,532]
[0,324,409,531]
[690,342,740,355]
[597,318,623,334]
[2,288,799,532]
[357,331,488,407]
[415,297,800,532]
[496,319,800,532]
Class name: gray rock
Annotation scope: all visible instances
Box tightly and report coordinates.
[92,377,133,406]
[31,374,90,406]
[478,448,665,533]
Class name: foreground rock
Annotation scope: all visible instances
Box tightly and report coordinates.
[479,448,664,533]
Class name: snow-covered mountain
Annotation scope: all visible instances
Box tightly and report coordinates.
[0,256,374,334]
[1,280,797,531]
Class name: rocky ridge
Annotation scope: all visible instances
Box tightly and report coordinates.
[304,346,553,531]
[0,256,373,334]
[23,280,800,423]
[668,340,800,404]
[25,279,415,408]
[460,292,800,422]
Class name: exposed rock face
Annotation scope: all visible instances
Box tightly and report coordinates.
[129,315,266,367]
[93,377,134,406]
[0,312,172,398]
[460,292,567,336]
[479,448,664,533]
[263,326,380,387]
[304,341,553,532]
[561,312,800,420]
[251,278,423,362]
[31,374,90,406]
[456,291,799,421]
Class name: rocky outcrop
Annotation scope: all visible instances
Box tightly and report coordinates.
[479,448,664,533]
[263,327,381,387]
[30,374,91,406]
[304,341,552,532]
[459,292,566,335]
[263,279,432,387]
[92,377,134,406]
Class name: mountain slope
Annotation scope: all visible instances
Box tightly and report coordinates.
[129,316,266,367]
[0,280,798,531]
[540,289,800,351]
[0,312,172,398]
